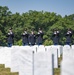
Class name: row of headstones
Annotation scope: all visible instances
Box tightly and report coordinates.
[61,45,74,75]
[3,45,74,75]
[11,45,61,75]
[0,45,63,75]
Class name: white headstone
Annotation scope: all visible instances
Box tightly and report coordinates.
[63,45,71,50]
[49,46,58,68]
[34,51,53,75]
[0,47,11,68]
[30,45,38,53]
[19,49,33,75]
[63,45,71,60]
[71,45,74,49]
[11,46,20,72]
[61,49,74,75]
[45,46,51,51]
[37,45,45,52]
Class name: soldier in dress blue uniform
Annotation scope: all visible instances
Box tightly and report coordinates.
[36,28,44,45]
[28,30,36,46]
[52,29,60,45]
[6,28,14,47]
[65,28,72,45]
[21,29,29,46]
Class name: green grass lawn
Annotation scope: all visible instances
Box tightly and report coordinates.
[0,64,19,75]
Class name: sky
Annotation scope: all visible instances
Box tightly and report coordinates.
[0,0,74,17]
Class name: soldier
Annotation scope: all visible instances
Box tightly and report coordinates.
[36,28,44,45]
[65,28,72,45]
[52,29,60,45]
[28,30,36,46]
[21,29,29,46]
[6,28,14,47]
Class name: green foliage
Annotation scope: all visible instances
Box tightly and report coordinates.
[0,30,6,46]
[43,35,48,40]
[16,39,22,46]
[0,6,74,46]
[44,39,53,46]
